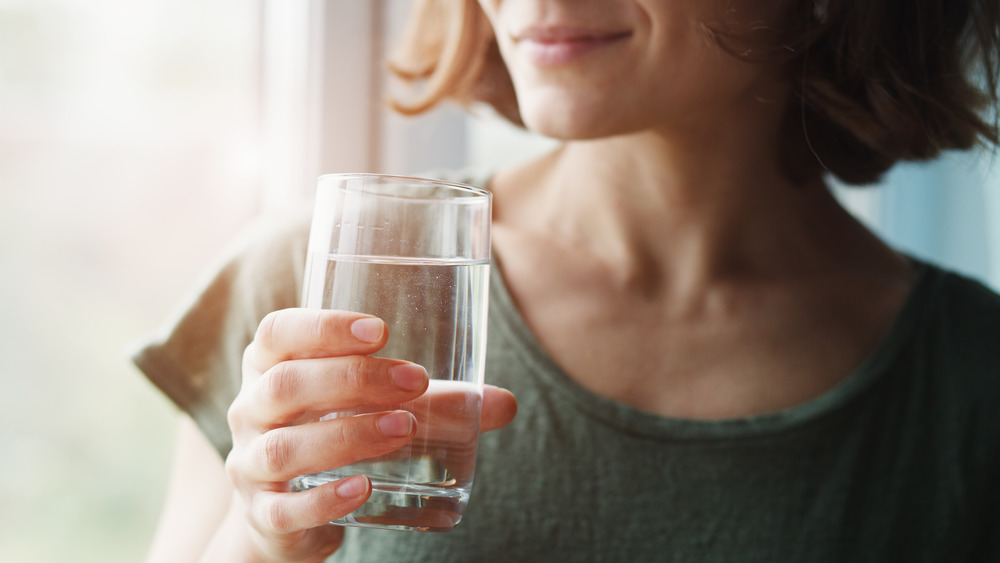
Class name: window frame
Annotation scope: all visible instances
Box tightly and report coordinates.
[258,0,468,210]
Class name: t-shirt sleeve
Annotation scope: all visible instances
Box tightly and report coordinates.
[131,211,311,459]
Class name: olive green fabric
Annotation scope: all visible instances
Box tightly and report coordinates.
[133,209,312,457]
[134,171,1000,562]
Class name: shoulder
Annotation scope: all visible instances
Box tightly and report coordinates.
[175,207,313,328]
[912,264,1000,443]
[930,265,1000,316]
[917,266,1000,545]
[920,265,1000,373]
[217,208,312,273]
[220,208,312,299]
[152,206,313,337]
[131,208,312,458]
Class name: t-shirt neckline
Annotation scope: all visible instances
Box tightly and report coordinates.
[488,254,942,442]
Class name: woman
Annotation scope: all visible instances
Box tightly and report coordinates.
[137,0,1000,561]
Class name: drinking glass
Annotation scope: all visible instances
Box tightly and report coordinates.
[290,173,491,533]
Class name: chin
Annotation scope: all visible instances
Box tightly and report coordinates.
[513,84,598,138]
[520,101,634,141]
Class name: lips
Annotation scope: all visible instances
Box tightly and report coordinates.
[511,26,632,65]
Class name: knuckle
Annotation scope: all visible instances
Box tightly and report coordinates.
[258,429,293,477]
[223,451,243,485]
[330,416,366,448]
[318,418,354,456]
[227,389,252,431]
[259,362,298,405]
[340,356,370,393]
[226,400,241,431]
[255,310,282,347]
[255,495,294,534]
[310,311,338,346]
[267,498,294,533]
[241,344,258,376]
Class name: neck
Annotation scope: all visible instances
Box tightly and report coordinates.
[491,114,904,297]
[500,113,790,268]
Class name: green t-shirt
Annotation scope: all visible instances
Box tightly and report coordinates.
[134,172,1000,562]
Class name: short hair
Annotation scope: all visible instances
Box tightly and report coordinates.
[388,0,1000,186]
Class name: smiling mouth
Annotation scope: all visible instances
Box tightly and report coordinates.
[512,27,633,65]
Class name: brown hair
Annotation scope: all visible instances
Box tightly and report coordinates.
[388,0,1000,186]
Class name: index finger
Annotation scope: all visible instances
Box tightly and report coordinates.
[248,308,388,372]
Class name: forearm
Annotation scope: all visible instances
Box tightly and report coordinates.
[145,416,234,562]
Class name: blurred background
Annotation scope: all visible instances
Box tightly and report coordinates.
[1,1,997,562]
[1,0,257,561]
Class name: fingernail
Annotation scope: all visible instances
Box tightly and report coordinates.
[390,364,427,391]
[350,318,384,343]
[336,475,368,499]
[377,411,414,437]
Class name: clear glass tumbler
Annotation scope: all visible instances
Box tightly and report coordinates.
[291,173,492,533]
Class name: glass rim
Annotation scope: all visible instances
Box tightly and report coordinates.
[318,173,492,200]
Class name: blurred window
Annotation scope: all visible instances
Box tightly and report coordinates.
[0,1,258,561]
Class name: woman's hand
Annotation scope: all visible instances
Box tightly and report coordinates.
[220,308,517,562]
